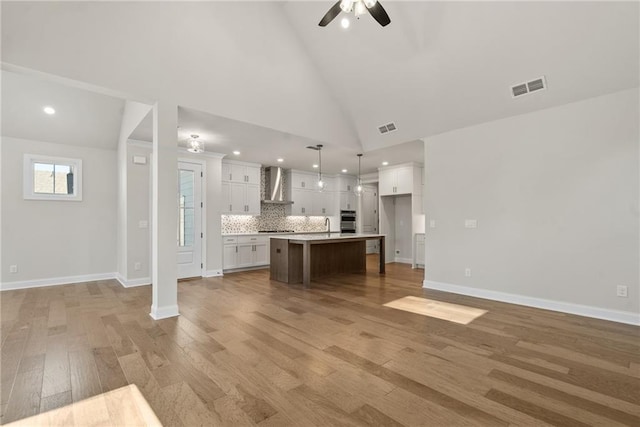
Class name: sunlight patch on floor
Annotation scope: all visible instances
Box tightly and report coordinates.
[384,296,487,324]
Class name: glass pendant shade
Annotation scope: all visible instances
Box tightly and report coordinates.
[354,153,363,196]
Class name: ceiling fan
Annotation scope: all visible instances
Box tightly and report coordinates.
[319,0,391,28]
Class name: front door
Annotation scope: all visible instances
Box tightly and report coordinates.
[177,162,202,279]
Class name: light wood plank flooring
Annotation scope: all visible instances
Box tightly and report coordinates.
[1,256,639,426]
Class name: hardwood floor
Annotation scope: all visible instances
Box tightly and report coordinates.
[1,256,639,426]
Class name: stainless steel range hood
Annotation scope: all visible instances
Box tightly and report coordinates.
[263,167,293,204]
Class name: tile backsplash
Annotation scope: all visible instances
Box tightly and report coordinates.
[221,203,327,234]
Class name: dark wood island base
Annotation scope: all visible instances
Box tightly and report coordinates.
[269,234,385,286]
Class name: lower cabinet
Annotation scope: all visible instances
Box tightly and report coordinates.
[223,235,270,271]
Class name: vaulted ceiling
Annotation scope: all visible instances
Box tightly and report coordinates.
[1,1,638,160]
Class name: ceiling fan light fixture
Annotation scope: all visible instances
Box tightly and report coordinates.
[354,1,367,17]
[187,134,204,154]
[340,0,354,13]
[364,0,377,8]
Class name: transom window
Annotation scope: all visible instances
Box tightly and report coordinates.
[24,154,82,201]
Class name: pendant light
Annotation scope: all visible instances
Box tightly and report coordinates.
[316,144,325,191]
[187,134,204,153]
[354,153,363,196]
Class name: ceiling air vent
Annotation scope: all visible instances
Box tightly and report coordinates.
[378,122,397,135]
[511,76,547,98]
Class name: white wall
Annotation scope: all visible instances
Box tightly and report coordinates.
[126,143,152,283]
[1,137,117,287]
[423,88,639,323]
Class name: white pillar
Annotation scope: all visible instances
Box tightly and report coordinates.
[150,101,179,319]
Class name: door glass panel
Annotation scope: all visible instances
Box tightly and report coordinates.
[178,169,195,247]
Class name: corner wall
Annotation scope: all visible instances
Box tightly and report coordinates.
[423,88,639,324]
[1,137,117,288]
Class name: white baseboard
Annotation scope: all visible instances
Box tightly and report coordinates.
[116,274,151,288]
[1,272,117,291]
[150,304,180,320]
[394,257,413,264]
[423,280,640,326]
[204,269,223,277]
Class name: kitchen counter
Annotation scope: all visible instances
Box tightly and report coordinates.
[222,231,337,236]
[269,233,385,286]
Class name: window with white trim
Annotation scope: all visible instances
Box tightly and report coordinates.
[23,154,83,201]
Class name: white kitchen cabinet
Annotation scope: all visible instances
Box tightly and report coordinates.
[291,171,316,189]
[221,182,260,215]
[291,188,313,215]
[223,235,270,271]
[379,164,422,196]
[339,191,356,211]
[237,244,254,267]
[336,175,357,193]
[223,236,239,269]
[222,161,261,185]
[312,190,334,215]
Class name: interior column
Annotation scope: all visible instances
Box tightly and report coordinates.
[150,101,179,319]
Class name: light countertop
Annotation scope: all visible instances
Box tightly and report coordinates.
[270,233,385,242]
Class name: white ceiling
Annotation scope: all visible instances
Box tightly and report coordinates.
[1,1,638,163]
[1,71,124,149]
[130,107,423,175]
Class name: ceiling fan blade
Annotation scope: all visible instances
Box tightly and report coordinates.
[366,1,391,27]
[319,1,342,27]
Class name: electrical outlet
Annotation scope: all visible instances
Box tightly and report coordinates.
[465,268,472,277]
[134,262,141,271]
[617,285,628,298]
[9,265,18,274]
[429,220,436,228]
[396,250,400,254]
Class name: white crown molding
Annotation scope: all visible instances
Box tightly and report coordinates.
[150,305,180,320]
[423,280,640,326]
[1,272,116,291]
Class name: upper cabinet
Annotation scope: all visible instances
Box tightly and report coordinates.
[287,170,338,216]
[222,161,260,185]
[221,160,261,215]
[378,164,423,196]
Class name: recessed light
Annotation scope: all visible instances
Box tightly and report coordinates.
[312,164,318,168]
[382,161,389,166]
[233,151,240,155]
[341,17,350,29]
[277,158,284,163]
[43,106,55,115]
[341,169,348,173]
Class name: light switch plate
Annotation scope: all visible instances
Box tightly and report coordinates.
[9,265,17,273]
[139,220,148,229]
[429,220,436,228]
[465,219,478,228]
[133,156,147,165]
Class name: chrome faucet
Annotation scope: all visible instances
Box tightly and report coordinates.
[325,217,331,233]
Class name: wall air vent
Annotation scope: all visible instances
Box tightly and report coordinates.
[378,122,397,135]
[511,76,547,98]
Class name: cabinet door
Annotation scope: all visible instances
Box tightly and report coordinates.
[245,166,261,185]
[395,166,413,195]
[223,245,237,269]
[291,188,312,215]
[221,182,232,213]
[415,241,425,267]
[245,184,260,215]
[229,164,245,183]
[339,192,356,211]
[378,169,395,196]
[253,243,268,265]
[230,183,245,213]
[222,163,232,182]
[237,244,254,267]
[322,190,334,215]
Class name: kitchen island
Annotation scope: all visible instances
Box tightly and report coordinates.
[269,233,385,286]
